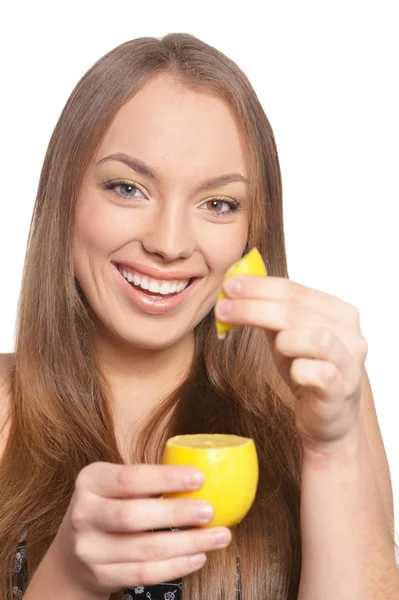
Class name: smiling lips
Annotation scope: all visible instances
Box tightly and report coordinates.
[117,264,191,296]
[112,262,202,314]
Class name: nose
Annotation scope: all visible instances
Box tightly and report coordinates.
[140,199,195,261]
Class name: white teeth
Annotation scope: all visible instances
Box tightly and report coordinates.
[148,280,160,293]
[122,269,134,283]
[159,282,171,294]
[118,265,190,296]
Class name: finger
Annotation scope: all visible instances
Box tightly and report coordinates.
[215,298,327,332]
[275,328,355,381]
[90,497,215,533]
[76,463,205,499]
[96,552,207,590]
[223,275,359,324]
[84,527,232,563]
[290,358,345,400]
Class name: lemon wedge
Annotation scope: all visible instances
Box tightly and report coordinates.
[162,433,259,527]
[215,247,267,339]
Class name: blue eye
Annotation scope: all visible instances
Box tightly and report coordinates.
[103,180,145,200]
[103,180,241,215]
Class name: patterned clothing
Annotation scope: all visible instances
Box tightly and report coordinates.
[12,531,182,600]
[13,531,241,599]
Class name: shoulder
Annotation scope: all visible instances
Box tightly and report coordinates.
[0,353,14,459]
[0,352,14,373]
[0,352,14,394]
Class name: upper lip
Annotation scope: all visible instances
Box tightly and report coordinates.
[114,260,203,281]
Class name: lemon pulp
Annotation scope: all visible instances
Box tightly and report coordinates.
[167,433,249,448]
[215,247,267,339]
[162,433,259,528]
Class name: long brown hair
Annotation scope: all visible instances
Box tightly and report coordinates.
[0,33,304,599]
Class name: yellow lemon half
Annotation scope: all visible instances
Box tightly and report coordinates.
[215,247,267,339]
[162,433,259,528]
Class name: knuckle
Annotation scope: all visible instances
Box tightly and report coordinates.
[275,330,288,352]
[162,466,180,487]
[186,500,200,523]
[70,487,97,532]
[75,462,104,490]
[170,500,185,523]
[168,499,191,525]
[117,466,138,493]
[283,304,293,328]
[315,328,334,348]
[114,503,136,529]
[357,337,368,359]
[74,536,92,564]
[70,507,88,532]
[75,467,91,491]
[141,535,163,561]
[321,362,336,382]
[132,561,150,586]
[90,564,111,589]
[193,532,209,553]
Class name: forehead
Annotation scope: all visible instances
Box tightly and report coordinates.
[94,74,248,184]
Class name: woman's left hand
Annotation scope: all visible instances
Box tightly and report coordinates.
[215,275,369,453]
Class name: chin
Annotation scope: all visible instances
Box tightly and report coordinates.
[109,319,194,352]
[123,333,186,351]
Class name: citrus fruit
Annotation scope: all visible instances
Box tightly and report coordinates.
[162,433,259,527]
[215,247,267,339]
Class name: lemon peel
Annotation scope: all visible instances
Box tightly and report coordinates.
[215,247,267,340]
[162,433,259,527]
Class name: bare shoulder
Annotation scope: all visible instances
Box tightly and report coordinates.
[0,352,14,390]
[0,353,14,458]
[0,352,14,370]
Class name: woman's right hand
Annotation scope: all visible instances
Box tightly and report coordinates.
[51,461,232,598]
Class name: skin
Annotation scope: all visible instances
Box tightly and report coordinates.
[26,72,396,596]
[216,274,369,449]
[18,75,255,597]
[214,265,399,597]
[73,73,249,448]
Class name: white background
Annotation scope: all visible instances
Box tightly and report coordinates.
[1,2,398,529]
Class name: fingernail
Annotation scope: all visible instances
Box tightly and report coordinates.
[216,299,232,316]
[186,470,205,489]
[190,553,207,567]
[224,278,242,295]
[212,528,231,547]
[196,502,214,522]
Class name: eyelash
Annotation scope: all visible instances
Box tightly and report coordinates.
[102,179,241,215]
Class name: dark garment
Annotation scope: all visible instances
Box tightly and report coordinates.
[12,532,182,600]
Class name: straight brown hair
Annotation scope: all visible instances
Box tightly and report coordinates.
[0,33,305,599]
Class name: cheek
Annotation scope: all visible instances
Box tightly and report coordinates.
[73,194,135,258]
[202,219,248,279]
[72,195,134,288]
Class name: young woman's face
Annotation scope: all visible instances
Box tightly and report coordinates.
[73,73,249,350]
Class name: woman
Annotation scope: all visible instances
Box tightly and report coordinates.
[0,33,398,600]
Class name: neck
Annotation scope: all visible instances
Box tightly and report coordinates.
[96,333,195,394]
[92,324,196,457]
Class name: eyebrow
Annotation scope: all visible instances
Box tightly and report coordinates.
[96,152,248,193]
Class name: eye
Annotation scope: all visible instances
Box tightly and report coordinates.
[102,179,147,200]
[200,198,241,215]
